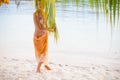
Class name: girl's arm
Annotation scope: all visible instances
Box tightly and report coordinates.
[33,13,39,27]
[33,13,43,29]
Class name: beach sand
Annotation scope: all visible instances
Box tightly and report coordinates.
[0,52,120,80]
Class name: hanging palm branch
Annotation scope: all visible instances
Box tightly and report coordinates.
[40,0,59,42]
[58,0,120,27]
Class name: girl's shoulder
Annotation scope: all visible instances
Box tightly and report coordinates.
[33,11,37,16]
[33,11,39,17]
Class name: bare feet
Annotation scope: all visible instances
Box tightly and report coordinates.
[36,68,41,73]
[44,65,51,70]
[36,62,43,73]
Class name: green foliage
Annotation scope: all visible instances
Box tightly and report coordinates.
[57,0,120,27]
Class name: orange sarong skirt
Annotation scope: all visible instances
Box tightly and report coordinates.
[33,32,48,65]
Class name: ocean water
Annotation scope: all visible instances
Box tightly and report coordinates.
[0,1,120,58]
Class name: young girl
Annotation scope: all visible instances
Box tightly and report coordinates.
[33,0,51,73]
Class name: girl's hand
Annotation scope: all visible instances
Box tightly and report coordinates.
[39,29,48,36]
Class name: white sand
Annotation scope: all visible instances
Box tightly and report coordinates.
[0,52,120,80]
